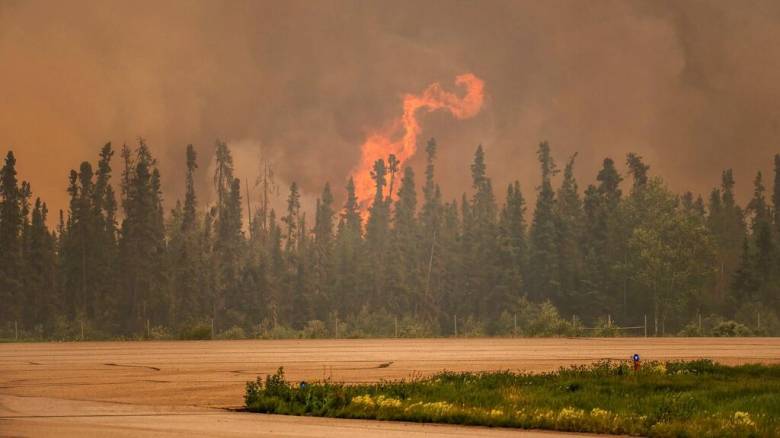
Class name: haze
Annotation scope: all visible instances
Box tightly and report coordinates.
[1,0,779,216]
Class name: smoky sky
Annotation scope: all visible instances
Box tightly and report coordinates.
[1,0,779,218]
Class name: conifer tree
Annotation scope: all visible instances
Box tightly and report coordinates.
[335,178,362,315]
[365,159,390,309]
[0,152,23,323]
[23,198,56,332]
[390,165,421,315]
[118,140,167,333]
[497,181,526,307]
[554,154,583,314]
[462,145,500,317]
[312,183,335,319]
[528,142,559,302]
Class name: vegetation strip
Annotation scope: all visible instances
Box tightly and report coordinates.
[245,360,780,437]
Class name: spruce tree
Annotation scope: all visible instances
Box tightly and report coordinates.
[497,181,526,308]
[390,165,421,316]
[365,159,390,310]
[312,183,335,319]
[334,177,362,316]
[463,145,500,318]
[0,152,23,323]
[554,154,583,314]
[118,140,167,333]
[528,142,559,302]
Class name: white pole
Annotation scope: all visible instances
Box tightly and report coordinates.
[454,315,458,337]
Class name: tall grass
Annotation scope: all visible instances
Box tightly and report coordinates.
[245,360,780,437]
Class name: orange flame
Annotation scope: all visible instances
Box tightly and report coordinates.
[351,73,485,211]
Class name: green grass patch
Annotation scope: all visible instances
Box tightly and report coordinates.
[245,360,780,437]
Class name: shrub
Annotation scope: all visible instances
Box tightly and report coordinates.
[398,315,437,338]
[259,322,300,339]
[178,322,212,340]
[217,325,246,340]
[460,316,486,337]
[302,320,328,339]
[148,325,173,340]
[735,303,780,336]
[344,307,395,338]
[712,320,752,337]
[677,314,735,337]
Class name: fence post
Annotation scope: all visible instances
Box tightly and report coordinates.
[698,313,702,334]
[757,312,761,331]
[80,320,84,341]
[608,314,612,328]
[211,318,214,339]
[513,313,517,336]
[394,317,398,338]
[454,315,458,337]
[643,314,647,338]
[146,319,150,338]
[15,320,18,341]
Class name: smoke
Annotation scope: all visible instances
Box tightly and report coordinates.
[352,73,484,210]
[1,0,779,219]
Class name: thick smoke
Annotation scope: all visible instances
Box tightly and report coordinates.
[1,0,778,217]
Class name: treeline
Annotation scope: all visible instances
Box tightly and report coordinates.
[0,139,778,339]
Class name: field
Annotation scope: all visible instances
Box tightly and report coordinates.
[2,338,779,436]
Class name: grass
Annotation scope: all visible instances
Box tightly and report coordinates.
[245,360,780,437]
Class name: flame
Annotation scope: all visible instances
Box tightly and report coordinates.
[351,73,485,212]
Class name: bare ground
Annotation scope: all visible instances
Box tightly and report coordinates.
[1,337,778,437]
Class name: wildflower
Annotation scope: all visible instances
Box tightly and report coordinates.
[558,407,585,420]
[351,395,375,408]
[376,396,402,409]
[732,411,755,427]
[421,401,454,416]
[488,409,504,418]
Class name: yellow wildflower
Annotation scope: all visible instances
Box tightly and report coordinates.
[733,411,755,427]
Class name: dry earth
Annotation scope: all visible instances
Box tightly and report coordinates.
[1,337,778,437]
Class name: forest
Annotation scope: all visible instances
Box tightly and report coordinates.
[0,139,778,339]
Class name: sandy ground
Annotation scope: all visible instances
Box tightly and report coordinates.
[1,337,778,437]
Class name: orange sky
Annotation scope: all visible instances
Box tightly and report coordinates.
[1,0,779,219]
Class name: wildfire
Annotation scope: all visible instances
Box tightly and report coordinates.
[351,73,485,211]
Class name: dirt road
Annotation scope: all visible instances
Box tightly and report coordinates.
[1,337,778,437]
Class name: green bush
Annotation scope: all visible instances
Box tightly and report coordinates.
[398,315,437,338]
[712,320,753,337]
[344,307,395,338]
[258,322,300,339]
[735,303,780,336]
[147,325,173,340]
[216,325,246,340]
[178,323,212,340]
[302,320,328,338]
